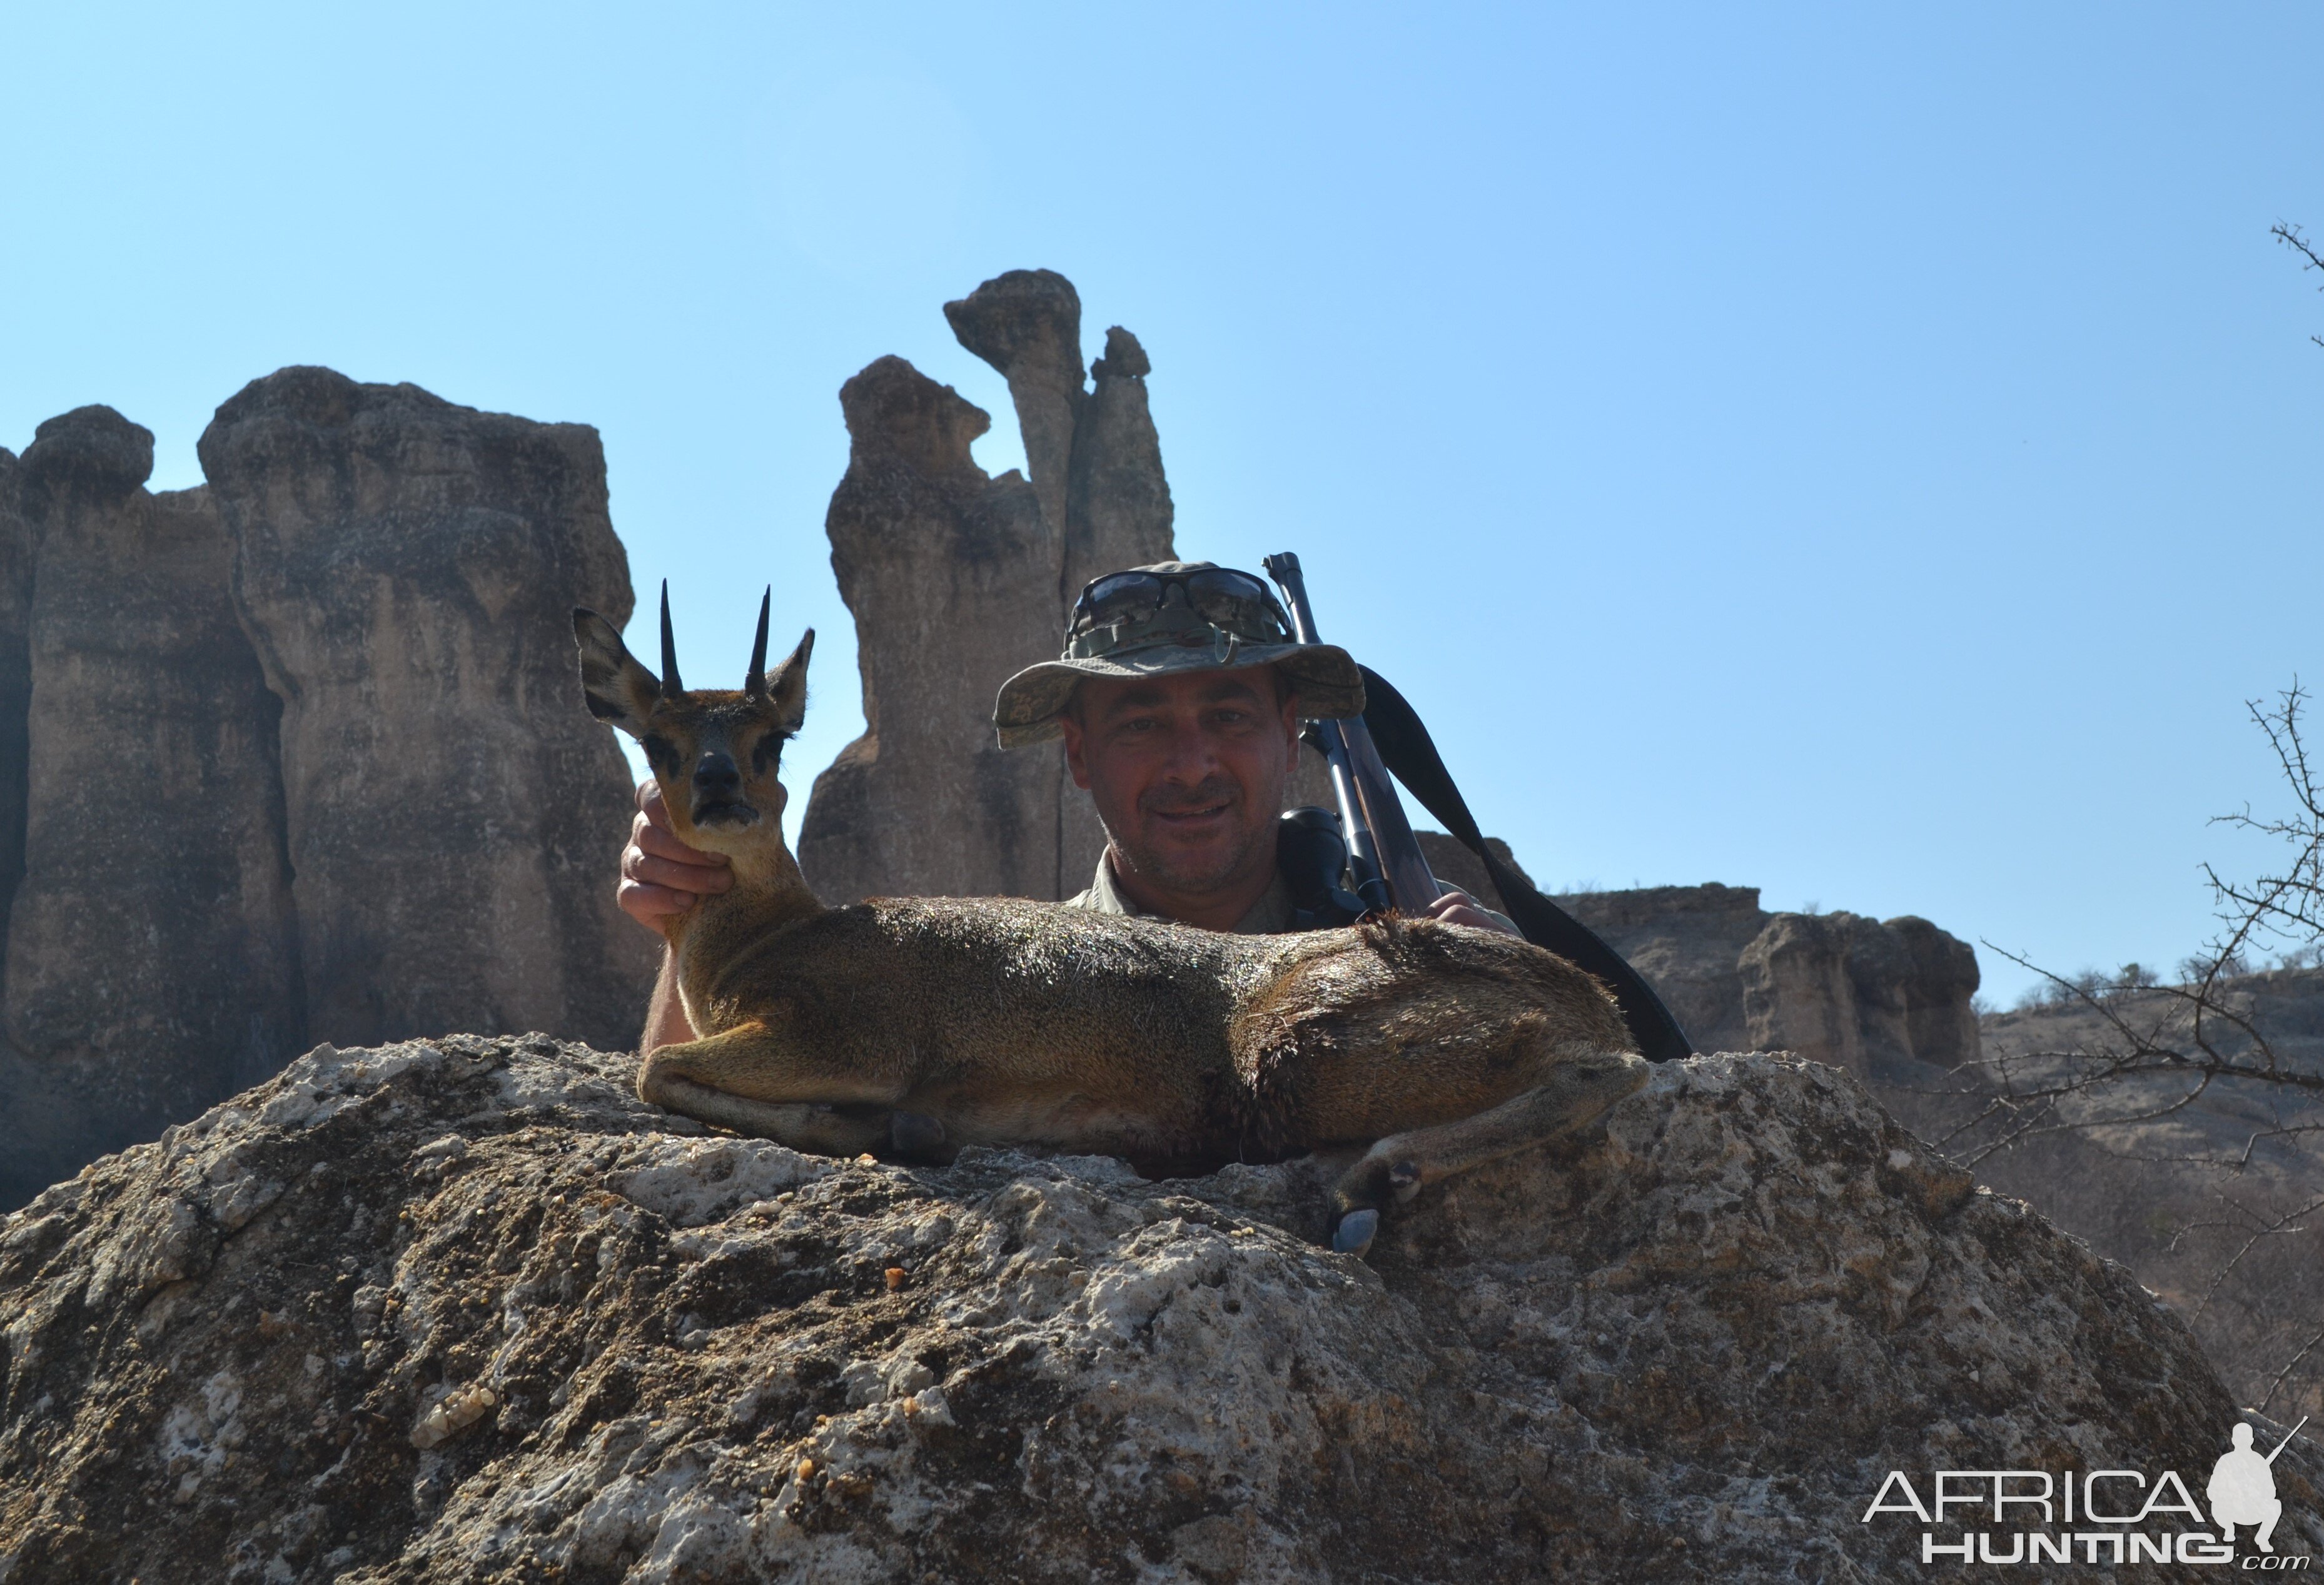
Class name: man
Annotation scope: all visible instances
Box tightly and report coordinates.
[619,561,1513,1049]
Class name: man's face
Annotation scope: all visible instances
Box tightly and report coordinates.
[1059,667,1301,897]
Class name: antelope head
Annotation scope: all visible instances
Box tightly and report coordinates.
[573,583,813,867]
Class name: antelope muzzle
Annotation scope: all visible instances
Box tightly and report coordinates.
[690,748,758,829]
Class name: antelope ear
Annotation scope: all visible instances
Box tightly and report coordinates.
[572,608,661,739]
[763,628,813,735]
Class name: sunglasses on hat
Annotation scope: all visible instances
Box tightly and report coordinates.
[1066,567,1293,655]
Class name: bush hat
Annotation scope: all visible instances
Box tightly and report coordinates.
[994,561,1367,750]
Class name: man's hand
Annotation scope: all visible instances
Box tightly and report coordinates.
[1425,888,1520,938]
[619,778,730,927]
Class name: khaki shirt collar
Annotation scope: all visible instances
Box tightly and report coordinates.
[1070,850,1297,935]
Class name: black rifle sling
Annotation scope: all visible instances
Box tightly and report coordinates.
[1356,665,1694,1064]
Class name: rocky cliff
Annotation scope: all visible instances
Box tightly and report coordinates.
[797,356,1070,905]
[0,378,654,1212]
[5,1034,2312,1582]
[0,450,29,949]
[1,408,303,1211]
[198,368,648,1050]
[801,270,1184,904]
[1516,880,1984,1080]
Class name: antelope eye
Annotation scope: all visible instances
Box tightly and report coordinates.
[750,733,781,775]
[642,733,679,773]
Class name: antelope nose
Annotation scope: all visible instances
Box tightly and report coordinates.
[692,752,740,797]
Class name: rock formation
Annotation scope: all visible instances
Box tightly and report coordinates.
[198,368,652,1052]
[1739,910,1983,1081]
[941,268,1090,562]
[2,1034,2313,1580]
[1548,882,1983,1077]
[0,448,29,971]
[1387,873,1986,1082]
[0,376,655,1213]
[803,270,1180,903]
[939,269,1177,611]
[0,408,302,1212]
[796,358,1071,905]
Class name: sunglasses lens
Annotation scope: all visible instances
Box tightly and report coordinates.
[1186,570,1286,637]
[1079,571,1164,629]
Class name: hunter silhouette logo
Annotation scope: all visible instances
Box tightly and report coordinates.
[1861,1416,2310,1567]
[2210,1418,2306,1554]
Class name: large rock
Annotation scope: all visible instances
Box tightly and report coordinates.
[1546,883,1983,1077]
[1737,908,1982,1077]
[798,358,1071,903]
[939,268,1176,601]
[196,369,651,1052]
[942,268,1088,555]
[1,1034,2311,1581]
[803,272,1179,902]
[1389,877,1984,1077]
[1051,318,1179,883]
[0,407,303,1213]
[0,448,29,948]
[1060,323,1175,613]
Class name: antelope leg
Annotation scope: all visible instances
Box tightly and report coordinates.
[650,1078,893,1155]
[1330,1050,1650,1229]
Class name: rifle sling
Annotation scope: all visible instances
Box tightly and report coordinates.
[1357,665,1694,1064]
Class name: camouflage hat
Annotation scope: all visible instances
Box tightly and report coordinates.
[994,561,1366,750]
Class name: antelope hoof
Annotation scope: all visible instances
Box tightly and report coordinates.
[1331,1208,1380,1257]
[1389,1160,1423,1204]
[889,1111,947,1159]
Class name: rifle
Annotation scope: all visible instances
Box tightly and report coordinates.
[1262,553,1440,915]
[1261,550,1694,1065]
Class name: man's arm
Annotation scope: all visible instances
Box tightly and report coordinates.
[639,950,695,1054]
[1423,888,1521,937]
[618,778,732,1052]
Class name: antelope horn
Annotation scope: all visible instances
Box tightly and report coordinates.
[745,587,771,695]
[659,581,684,696]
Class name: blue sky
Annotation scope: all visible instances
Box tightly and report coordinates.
[5,3,2318,1003]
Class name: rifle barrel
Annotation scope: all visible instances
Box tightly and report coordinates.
[1262,552,1440,914]
[1339,718,1441,909]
